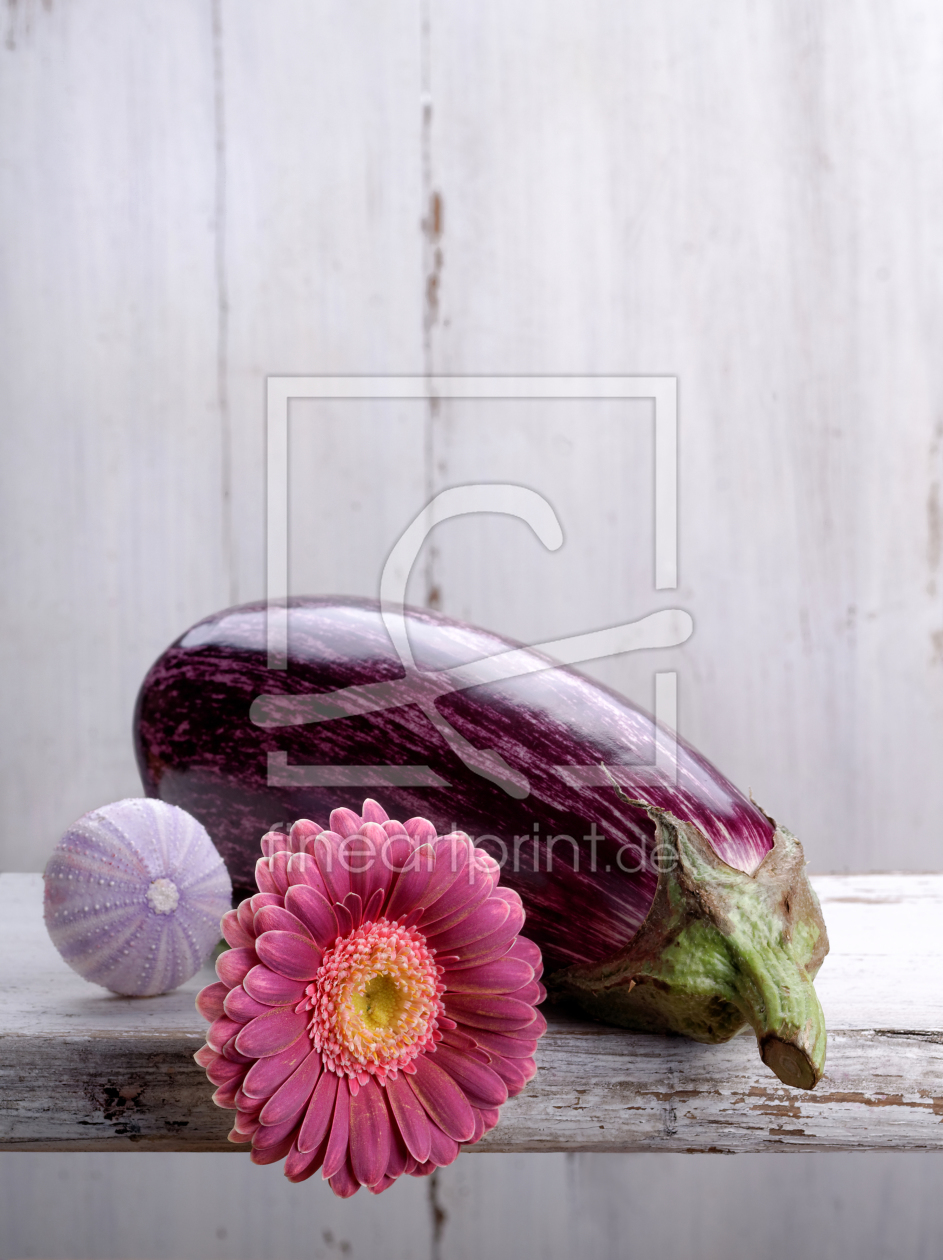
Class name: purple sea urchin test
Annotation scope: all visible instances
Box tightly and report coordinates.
[44,798,232,996]
[136,598,828,1086]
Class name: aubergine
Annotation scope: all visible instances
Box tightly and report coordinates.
[135,596,828,1089]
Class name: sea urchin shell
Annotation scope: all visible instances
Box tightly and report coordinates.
[44,798,232,996]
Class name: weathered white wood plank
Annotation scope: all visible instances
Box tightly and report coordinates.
[0,1,230,868]
[3,870,941,1153]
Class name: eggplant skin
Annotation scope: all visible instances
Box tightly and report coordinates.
[134,597,773,974]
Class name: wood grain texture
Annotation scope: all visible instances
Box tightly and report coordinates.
[3,870,941,1153]
[0,1,230,864]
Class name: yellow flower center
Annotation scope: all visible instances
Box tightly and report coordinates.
[304,917,446,1084]
[350,973,403,1029]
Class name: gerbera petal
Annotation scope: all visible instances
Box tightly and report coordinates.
[284,1136,326,1183]
[472,848,501,879]
[223,986,270,1024]
[271,851,293,894]
[361,886,385,925]
[368,1174,397,1196]
[251,891,284,911]
[252,1114,302,1150]
[254,905,314,939]
[322,1076,351,1179]
[432,1044,508,1108]
[450,1011,535,1036]
[407,1055,476,1143]
[315,833,351,903]
[328,1156,361,1198]
[466,1108,486,1145]
[416,837,470,912]
[234,1006,308,1058]
[466,1028,540,1060]
[236,898,256,937]
[478,1106,501,1133]
[221,910,253,949]
[443,957,534,994]
[507,980,545,1006]
[361,798,389,824]
[254,857,279,895]
[284,884,339,950]
[441,904,526,968]
[377,835,413,895]
[347,823,391,907]
[525,1008,548,1038]
[386,1073,433,1163]
[233,1088,264,1115]
[491,1055,533,1096]
[445,993,537,1030]
[250,1130,297,1165]
[261,830,291,858]
[341,891,363,931]
[243,963,308,1008]
[221,1036,253,1064]
[259,1049,322,1126]
[242,1039,313,1100]
[329,807,362,838]
[205,1054,246,1087]
[193,1044,219,1069]
[206,1016,243,1054]
[297,1068,339,1154]
[425,898,510,953]
[216,947,257,989]
[212,1077,244,1108]
[427,1123,460,1168]
[289,818,323,852]
[255,930,322,981]
[332,899,354,939]
[234,1113,263,1144]
[418,869,493,934]
[507,935,543,975]
[382,819,408,837]
[404,817,437,844]
[438,1028,491,1063]
[286,850,329,896]
[384,1110,410,1180]
[383,846,436,920]
[349,1075,392,1187]
[196,981,228,1022]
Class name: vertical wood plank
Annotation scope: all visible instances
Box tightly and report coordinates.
[0,1,226,866]
[423,0,943,869]
[219,0,426,605]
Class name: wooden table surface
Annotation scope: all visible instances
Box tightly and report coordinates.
[2,871,942,1153]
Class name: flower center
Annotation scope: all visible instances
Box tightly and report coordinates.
[351,973,403,1029]
[303,918,445,1085]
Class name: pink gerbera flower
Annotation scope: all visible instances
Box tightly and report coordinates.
[194,800,547,1197]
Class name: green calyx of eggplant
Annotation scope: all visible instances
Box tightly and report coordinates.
[550,794,829,1090]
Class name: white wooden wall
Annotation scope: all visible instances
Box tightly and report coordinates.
[2,2,942,1257]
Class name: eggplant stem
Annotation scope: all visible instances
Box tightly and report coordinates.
[551,798,829,1090]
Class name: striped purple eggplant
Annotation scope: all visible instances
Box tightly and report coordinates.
[135,597,828,1089]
